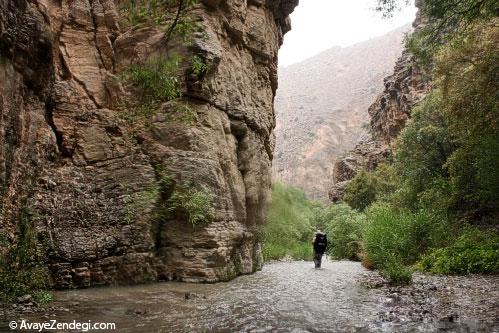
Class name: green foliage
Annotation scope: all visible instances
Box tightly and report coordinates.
[343,164,398,211]
[375,0,411,18]
[417,228,499,275]
[173,18,200,44]
[166,183,213,226]
[120,0,200,45]
[262,242,313,262]
[343,171,377,211]
[396,93,454,184]
[380,258,412,285]
[379,0,497,64]
[122,55,182,105]
[262,183,319,261]
[119,55,189,129]
[124,183,161,224]
[0,209,51,302]
[191,55,209,76]
[120,0,171,26]
[392,20,499,219]
[361,203,451,283]
[319,204,364,260]
[389,92,457,213]
[124,169,212,227]
[363,204,431,266]
[33,291,54,305]
[337,2,499,282]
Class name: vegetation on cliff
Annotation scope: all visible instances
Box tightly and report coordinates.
[0,209,51,303]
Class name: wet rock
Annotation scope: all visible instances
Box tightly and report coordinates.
[125,308,148,316]
[184,292,207,300]
[17,295,33,304]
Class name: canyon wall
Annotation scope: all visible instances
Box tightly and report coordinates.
[0,0,297,287]
[274,25,409,201]
[329,3,431,201]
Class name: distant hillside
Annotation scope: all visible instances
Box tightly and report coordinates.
[273,24,411,200]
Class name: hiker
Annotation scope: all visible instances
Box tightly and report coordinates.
[312,230,328,268]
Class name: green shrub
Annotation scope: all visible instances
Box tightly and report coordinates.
[320,204,364,260]
[417,228,499,275]
[262,183,319,261]
[124,169,213,227]
[343,171,377,211]
[166,183,213,226]
[262,242,313,262]
[120,0,198,28]
[120,0,170,26]
[343,164,398,212]
[122,55,182,105]
[191,55,208,76]
[380,258,412,285]
[124,183,159,224]
[33,291,54,305]
[119,55,185,129]
[361,203,451,282]
[0,209,51,302]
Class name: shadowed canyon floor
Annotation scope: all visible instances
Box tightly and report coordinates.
[1,261,498,332]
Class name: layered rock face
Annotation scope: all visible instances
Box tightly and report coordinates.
[0,0,297,287]
[329,4,430,201]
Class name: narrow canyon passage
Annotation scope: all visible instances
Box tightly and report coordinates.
[4,261,497,332]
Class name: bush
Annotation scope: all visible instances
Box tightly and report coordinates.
[262,242,313,262]
[0,209,51,303]
[343,164,398,212]
[166,183,213,227]
[380,258,413,285]
[320,204,364,260]
[363,203,444,266]
[120,0,198,30]
[417,228,499,275]
[122,55,182,106]
[343,171,377,211]
[124,169,212,227]
[262,183,318,261]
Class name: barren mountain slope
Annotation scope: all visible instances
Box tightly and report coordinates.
[273,24,411,200]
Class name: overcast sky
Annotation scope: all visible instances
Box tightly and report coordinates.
[278,0,417,67]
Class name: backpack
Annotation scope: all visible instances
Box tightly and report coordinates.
[314,233,327,252]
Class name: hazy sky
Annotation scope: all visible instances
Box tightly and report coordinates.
[279,0,417,67]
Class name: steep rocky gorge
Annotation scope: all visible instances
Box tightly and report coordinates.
[329,3,431,201]
[274,25,410,200]
[0,0,298,288]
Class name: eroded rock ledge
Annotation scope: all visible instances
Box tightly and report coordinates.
[0,0,297,287]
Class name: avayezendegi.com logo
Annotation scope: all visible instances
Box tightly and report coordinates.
[8,319,116,332]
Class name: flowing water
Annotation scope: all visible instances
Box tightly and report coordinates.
[3,260,498,332]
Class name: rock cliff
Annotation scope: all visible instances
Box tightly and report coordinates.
[329,3,430,201]
[0,0,297,287]
[274,25,409,201]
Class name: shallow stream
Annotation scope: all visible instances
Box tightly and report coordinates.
[2,260,498,332]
